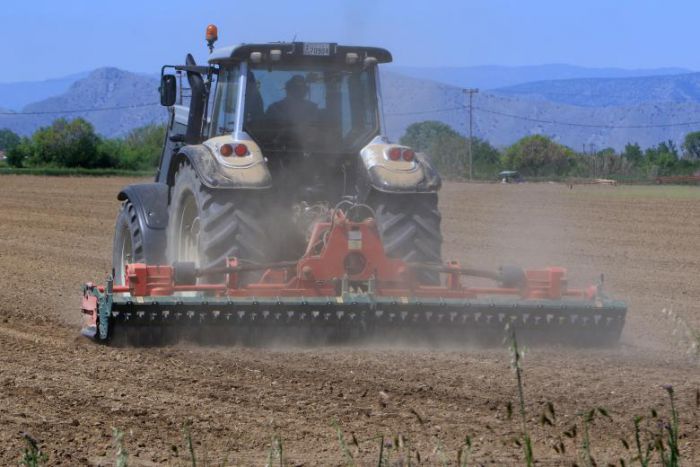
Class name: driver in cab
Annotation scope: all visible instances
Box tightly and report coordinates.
[265,75,319,146]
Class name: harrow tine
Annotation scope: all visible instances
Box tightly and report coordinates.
[87,293,626,348]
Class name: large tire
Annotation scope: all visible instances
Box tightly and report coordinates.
[370,192,443,284]
[166,161,269,283]
[112,200,145,286]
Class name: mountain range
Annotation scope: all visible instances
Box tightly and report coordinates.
[389,64,692,90]
[2,64,700,151]
[494,72,700,107]
[382,71,700,151]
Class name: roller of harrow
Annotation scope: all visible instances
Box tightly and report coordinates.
[81,211,626,347]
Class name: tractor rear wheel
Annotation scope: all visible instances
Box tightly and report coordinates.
[370,192,443,284]
[112,200,145,286]
[166,161,269,283]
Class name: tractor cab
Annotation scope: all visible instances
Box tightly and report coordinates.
[208,42,391,156]
[160,41,392,158]
[158,39,398,202]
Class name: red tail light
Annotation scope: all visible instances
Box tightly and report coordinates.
[234,144,248,157]
[402,149,415,162]
[219,144,233,157]
[387,147,402,161]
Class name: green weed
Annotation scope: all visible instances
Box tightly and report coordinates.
[509,331,534,467]
[19,434,47,467]
[113,428,128,467]
[658,385,680,467]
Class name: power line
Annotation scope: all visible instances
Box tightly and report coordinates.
[385,106,465,116]
[3,99,700,130]
[0,102,161,116]
[473,106,700,129]
[387,103,700,129]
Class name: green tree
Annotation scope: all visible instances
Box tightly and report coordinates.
[97,138,127,168]
[115,124,166,170]
[644,140,678,175]
[582,147,637,178]
[621,142,643,166]
[682,131,700,160]
[0,128,20,151]
[502,135,579,176]
[425,133,467,177]
[5,137,33,167]
[400,121,501,178]
[425,135,501,178]
[644,140,679,175]
[471,137,501,175]
[28,118,112,168]
[5,119,165,170]
[400,121,460,152]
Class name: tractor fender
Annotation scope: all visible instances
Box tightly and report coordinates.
[117,183,168,264]
[358,137,441,194]
[170,136,272,190]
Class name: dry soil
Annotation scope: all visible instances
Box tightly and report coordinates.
[0,176,698,465]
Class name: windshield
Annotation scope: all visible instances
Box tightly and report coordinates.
[237,64,379,153]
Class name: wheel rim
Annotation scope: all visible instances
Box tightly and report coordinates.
[116,225,132,286]
[175,192,201,263]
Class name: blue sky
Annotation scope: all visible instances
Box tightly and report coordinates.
[2,0,697,82]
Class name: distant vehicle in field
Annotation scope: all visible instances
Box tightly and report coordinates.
[498,170,524,183]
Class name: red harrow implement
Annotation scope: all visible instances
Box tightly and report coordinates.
[81,210,626,347]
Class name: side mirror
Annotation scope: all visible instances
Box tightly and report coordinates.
[159,74,177,106]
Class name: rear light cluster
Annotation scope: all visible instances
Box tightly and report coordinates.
[219,143,249,157]
[386,147,415,162]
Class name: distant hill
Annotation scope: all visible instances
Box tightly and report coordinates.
[389,64,692,90]
[0,68,166,137]
[493,72,700,107]
[381,71,700,151]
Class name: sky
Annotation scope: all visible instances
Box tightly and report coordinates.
[1,0,698,82]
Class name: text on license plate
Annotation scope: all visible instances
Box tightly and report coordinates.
[303,43,331,56]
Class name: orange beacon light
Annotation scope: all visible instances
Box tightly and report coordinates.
[206,24,218,52]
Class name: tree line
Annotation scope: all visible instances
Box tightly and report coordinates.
[0,118,165,171]
[400,121,700,180]
[2,117,700,179]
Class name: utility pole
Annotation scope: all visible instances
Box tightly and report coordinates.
[464,88,479,180]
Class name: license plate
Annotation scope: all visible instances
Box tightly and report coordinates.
[303,43,330,56]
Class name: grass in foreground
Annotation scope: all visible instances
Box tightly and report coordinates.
[16,328,699,466]
[17,384,697,466]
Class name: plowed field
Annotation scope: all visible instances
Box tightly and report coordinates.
[0,175,698,465]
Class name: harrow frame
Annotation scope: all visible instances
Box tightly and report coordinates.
[81,211,627,346]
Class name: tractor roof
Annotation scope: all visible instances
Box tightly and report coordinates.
[208,42,392,65]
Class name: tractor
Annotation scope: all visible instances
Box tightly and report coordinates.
[80,26,626,346]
